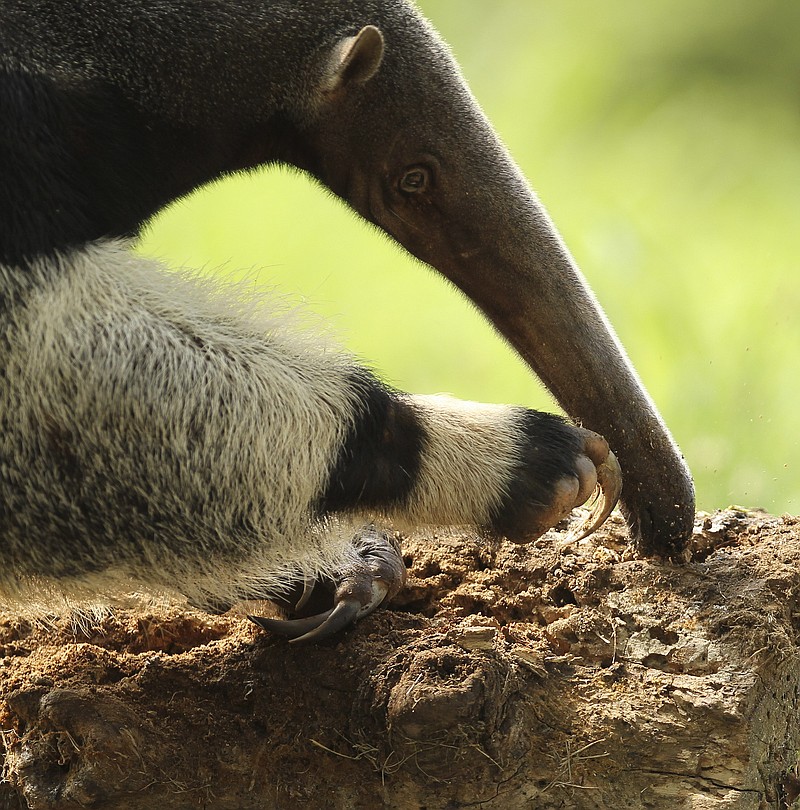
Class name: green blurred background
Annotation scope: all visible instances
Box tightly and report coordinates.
[138,1,800,515]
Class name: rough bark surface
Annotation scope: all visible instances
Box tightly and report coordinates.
[2,509,800,809]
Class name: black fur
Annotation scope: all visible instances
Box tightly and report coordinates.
[0,63,309,266]
[0,68,95,265]
[318,369,425,514]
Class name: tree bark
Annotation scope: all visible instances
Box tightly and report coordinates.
[1,509,799,809]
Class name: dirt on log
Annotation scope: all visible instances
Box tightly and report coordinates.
[2,509,800,810]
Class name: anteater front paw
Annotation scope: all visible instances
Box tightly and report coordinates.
[490,412,621,543]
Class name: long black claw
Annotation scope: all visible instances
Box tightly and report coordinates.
[248,611,334,639]
[289,599,361,644]
[249,599,361,644]
[249,581,390,644]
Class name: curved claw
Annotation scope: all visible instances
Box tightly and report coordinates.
[356,580,392,620]
[568,449,623,541]
[249,581,390,644]
[249,610,333,639]
[293,575,317,612]
[249,600,358,644]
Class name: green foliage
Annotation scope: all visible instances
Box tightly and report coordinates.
[138,1,800,513]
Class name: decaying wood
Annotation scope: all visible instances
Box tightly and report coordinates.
[1,509,800,809]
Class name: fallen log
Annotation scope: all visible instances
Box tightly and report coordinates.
[1,509,799,809]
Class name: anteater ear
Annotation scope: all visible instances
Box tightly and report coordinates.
[322,25,385,94]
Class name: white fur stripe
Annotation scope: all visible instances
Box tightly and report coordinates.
[397,394,519,527]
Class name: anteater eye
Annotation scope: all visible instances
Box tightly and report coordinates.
[398,165,431,194]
